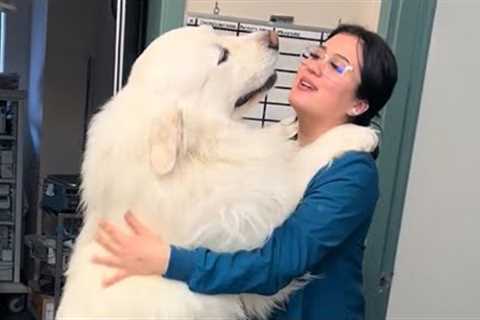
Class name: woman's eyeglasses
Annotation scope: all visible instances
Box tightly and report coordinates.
[300,46,354,79]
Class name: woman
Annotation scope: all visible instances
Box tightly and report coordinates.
[93,24,397,319]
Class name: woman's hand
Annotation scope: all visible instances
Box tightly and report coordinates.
[92,211,171,288]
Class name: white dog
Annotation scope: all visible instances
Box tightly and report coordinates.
[56,26,378,320]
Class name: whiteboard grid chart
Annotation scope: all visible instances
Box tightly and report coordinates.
[186,14,331,128]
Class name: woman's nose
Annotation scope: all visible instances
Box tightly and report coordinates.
[302,59,323,77]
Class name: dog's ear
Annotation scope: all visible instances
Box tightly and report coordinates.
[149,109,184,176]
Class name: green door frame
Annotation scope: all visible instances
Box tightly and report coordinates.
[145,0,438,318]
[146,0,186,44]
[364,1,437,319]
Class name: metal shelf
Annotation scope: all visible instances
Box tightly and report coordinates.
[30,210,81,310]
[0,89,26,100]
[0,3,16,12]
[0,282,29,293]
[25,234,57,249]
[0,135,15,140]
[0,89,26,295]
[43,211,83,220]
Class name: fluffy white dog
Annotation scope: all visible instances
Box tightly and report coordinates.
[56,26,378,320]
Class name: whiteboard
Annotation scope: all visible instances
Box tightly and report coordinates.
[186,13,331,128]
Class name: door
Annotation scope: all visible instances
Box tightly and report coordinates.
[364,1,437,319]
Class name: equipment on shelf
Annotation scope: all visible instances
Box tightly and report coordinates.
[41,175,81,213]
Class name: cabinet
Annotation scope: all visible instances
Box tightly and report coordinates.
[0,89,28,296]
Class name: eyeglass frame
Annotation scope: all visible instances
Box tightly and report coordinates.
[300,45,354,78]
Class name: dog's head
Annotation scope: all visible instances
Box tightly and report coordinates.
[128,25,279,116]
[126,26,279,176]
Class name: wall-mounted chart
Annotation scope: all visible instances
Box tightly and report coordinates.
[186,13,331,127]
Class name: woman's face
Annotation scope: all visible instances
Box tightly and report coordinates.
[289,33,367,125]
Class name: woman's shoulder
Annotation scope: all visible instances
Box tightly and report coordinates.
[301,151,379,210]
[330,150,377,169]
[307,151,378,190]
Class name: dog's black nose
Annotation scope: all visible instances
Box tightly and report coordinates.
[267,31,279,51]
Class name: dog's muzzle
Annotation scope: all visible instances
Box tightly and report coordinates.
[234,72,278,108]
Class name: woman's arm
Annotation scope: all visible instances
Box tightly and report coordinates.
[164,151,379,295]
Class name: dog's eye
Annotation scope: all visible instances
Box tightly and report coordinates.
[217,48,229,65]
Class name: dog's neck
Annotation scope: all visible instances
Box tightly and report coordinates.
[117,87,277,164]
[180,108,239,159]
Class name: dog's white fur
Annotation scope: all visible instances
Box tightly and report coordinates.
[56,26,378,320]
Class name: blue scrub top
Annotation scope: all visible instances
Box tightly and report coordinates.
[165,151,379,320]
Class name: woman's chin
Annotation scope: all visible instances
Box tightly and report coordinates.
[289,93,313,113]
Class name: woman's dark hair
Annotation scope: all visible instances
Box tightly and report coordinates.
[327,24,398,127]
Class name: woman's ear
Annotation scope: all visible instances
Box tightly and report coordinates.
[347,100,369,117]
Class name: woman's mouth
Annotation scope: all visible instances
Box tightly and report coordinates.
[297,77,317,91]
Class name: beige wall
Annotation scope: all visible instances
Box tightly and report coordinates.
[187,0,381,31]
